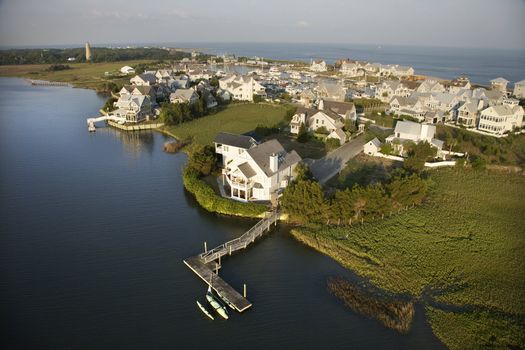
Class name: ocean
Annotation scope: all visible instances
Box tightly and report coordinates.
[178,42,525,86]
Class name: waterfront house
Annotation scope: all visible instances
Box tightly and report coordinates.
[375,81,411,102]
[386,120,444,155]
[416,80,446,94]
[310,60,327,72]
[490,77,509,92]
[112,94,152,123]
[478,104,524,135]
[214,133,301,202]
[169,89,199,105]
[391,65,415,78]
[130,73,157,86]
[513,80,525,99]
[447,76,471,94]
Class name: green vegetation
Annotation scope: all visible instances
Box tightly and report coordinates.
[436,125,525,167]
[281,170,429,225]
[325,138,341,152]
[163,103,289,145]
[0,47,186,65]
[327,155,400,189]
[403,141,437,173]
[291,168,525,349]
[0,60,156,91]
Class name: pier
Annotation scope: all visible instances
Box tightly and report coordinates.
[26,79,70,87]
[184,210,280,312]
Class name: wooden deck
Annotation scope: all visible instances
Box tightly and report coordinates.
[183,211,279,313]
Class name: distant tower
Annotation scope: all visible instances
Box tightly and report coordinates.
[85,42,92,61]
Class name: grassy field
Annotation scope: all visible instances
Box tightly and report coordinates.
[162,103,289,145]
[0,60,152,90]
[327,154,401,188]
[291,168,525,349]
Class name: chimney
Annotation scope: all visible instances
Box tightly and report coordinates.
[269,153,279,172]
[318,99,324,110]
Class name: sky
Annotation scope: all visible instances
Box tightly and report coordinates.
[1,0,524,49]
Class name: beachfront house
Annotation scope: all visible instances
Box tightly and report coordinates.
[214,133,301,202]
[340,60,358,76]
[513,80,525,99]
[490,77,509,93]
[454,99,482,127]
[477,104,524,135]
[310,60,327,72]
[385,120,444,156]
[416,80,446,94]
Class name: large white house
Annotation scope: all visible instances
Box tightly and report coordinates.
[219,74,266,101]
[130,73,157,86]
[310,60,327,72]
[386,120,444,155]
[477,104,524,135]
[169,89,199,105]
[513,80,525,99]
[490,77,509,92]
[120,66,135,75]
[112,94,152,123]
[214,133,301,202]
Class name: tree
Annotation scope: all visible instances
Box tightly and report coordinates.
[294,163,313,182]
[253,94,264,103]
[403,141,437,173]
[388,174,428,209]
[380,143,394,155]
[316,126,329,135]
[281,180,329,224]
[325,138,341,151]
[344,119,357,133]
[297,122,309,143]
[187,145,216,176]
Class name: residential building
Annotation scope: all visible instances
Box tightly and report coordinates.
[112,94,152,123]
[120,66,135,75]
[416,80,446,93]
[478,105,524,135]
[513,80,525,99]
[340,60,358,76]
[310,60,327,72]
[386,120,444,155]
[364,137,381,156]
[219,74,266,101]
[169,89,199,105]
[214,133,301,202]
[490,77,509,92]
[455,100,481,127]
[130,73,157,86]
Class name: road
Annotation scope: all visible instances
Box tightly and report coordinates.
[308,134,365,184]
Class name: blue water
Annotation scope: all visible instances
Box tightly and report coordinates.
[179,42,525,85]
[0,77,447,349]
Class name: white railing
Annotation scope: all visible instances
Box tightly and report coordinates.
[200,211,279,263]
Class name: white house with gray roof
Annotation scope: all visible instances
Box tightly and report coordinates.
[513,80,525,99]
[214,132,301,202]
[386,120,444,155]
[169,89,199,105]
[478,104,524,135]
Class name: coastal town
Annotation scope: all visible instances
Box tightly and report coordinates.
[2,0,525,348]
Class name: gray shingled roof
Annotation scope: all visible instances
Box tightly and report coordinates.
[247,139,302,177]
[237,162,257,178]
[214,132,257,149]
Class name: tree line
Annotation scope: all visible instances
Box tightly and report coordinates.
[281,164,429,225]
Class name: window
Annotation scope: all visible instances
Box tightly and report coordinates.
[223,146,229,152]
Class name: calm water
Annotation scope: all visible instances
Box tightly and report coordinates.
[0,78,446,349]
[181,42,525,85]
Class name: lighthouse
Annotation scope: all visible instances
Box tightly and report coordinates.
[85,42,92,61]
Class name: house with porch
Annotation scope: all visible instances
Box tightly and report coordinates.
[478,104,524,135]
[112,94,152,123]
[130,73,157,86]
[385,120,444,156]
[310,60,327,72]
[490,77,509,93]
[214,133,301,202]
[169,89,199,105]
[513,80,525,99]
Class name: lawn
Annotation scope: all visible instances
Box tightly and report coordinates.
[271,134,327,159]
[365,112,396,128]
[162,103,289,145]
[291,168,525,349]
[0,60,153,90]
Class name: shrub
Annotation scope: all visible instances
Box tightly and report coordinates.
[325,138,341,151]
[182,167,266,218]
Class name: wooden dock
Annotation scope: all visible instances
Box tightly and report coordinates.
[183,211,279,313]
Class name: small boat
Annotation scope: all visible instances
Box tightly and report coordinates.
[206,287,229,320]
[196,300,214,320]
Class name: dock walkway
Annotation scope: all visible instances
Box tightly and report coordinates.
[183,210,279,313]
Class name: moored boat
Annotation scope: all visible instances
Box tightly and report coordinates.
[206,287,229,320]
[196,300,214,320]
